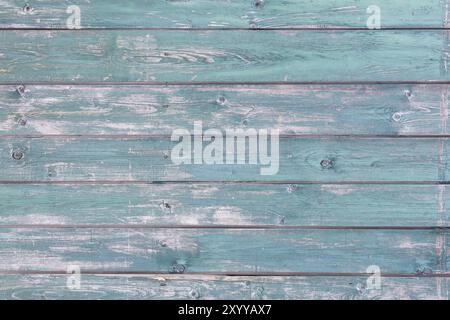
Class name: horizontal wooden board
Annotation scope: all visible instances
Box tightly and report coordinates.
[0,0,446,29]
[0,184,447,227]
[0,274,446,300]
[1,84,448,136]
[0,228,446,274]
[0,137,445,182]
[0,30,448,82]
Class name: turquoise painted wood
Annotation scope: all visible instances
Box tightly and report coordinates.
[0,275,445,300]
[1,0,449,301]
[0,0,446,29]
[0,30,449,82]
[0,84,448,136]
[0,228,445,274]
[0,137,445,182]
[0,184,447,227]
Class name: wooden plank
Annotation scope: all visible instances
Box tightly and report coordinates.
[0,184,447,227]
[0,274,445,300]
[0,30,448,82]
[0,0,445,29]
[0,137,444,182]
[0,228,445,274]
[0,84,447,136]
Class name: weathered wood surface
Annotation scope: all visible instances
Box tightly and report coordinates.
[0,228,446,274]
[0,137,445,182]
[0,184,447,227]
[0,275,446,300]
[0,84,448,136]
[0,0,445,29]
[1,0,449,301]
[0,30,448,82]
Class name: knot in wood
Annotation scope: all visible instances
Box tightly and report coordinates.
[22,3,32,13]
[253,0,264,8]
[404,90,412,98]
[189,288,200,299]
[18,118,27,126]
[216,96,227,105]
[16,85,26,95]
[392,112,402,122]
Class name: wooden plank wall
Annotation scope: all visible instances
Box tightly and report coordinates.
[0,0,449,300]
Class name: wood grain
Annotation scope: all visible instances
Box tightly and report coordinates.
[0,228,445,274]
[0,30,448,82]
[0,274,446,300]
[0,84,447,136]
[0,0,445,29]
[0,184,447,227]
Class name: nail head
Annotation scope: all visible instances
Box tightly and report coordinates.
[189,289,200,299]
[12,151,24,161]
[392,112,402,122]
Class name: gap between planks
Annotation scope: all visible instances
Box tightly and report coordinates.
[4,81,450,86]
[0,225,448,230]
[3,134,450,139]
